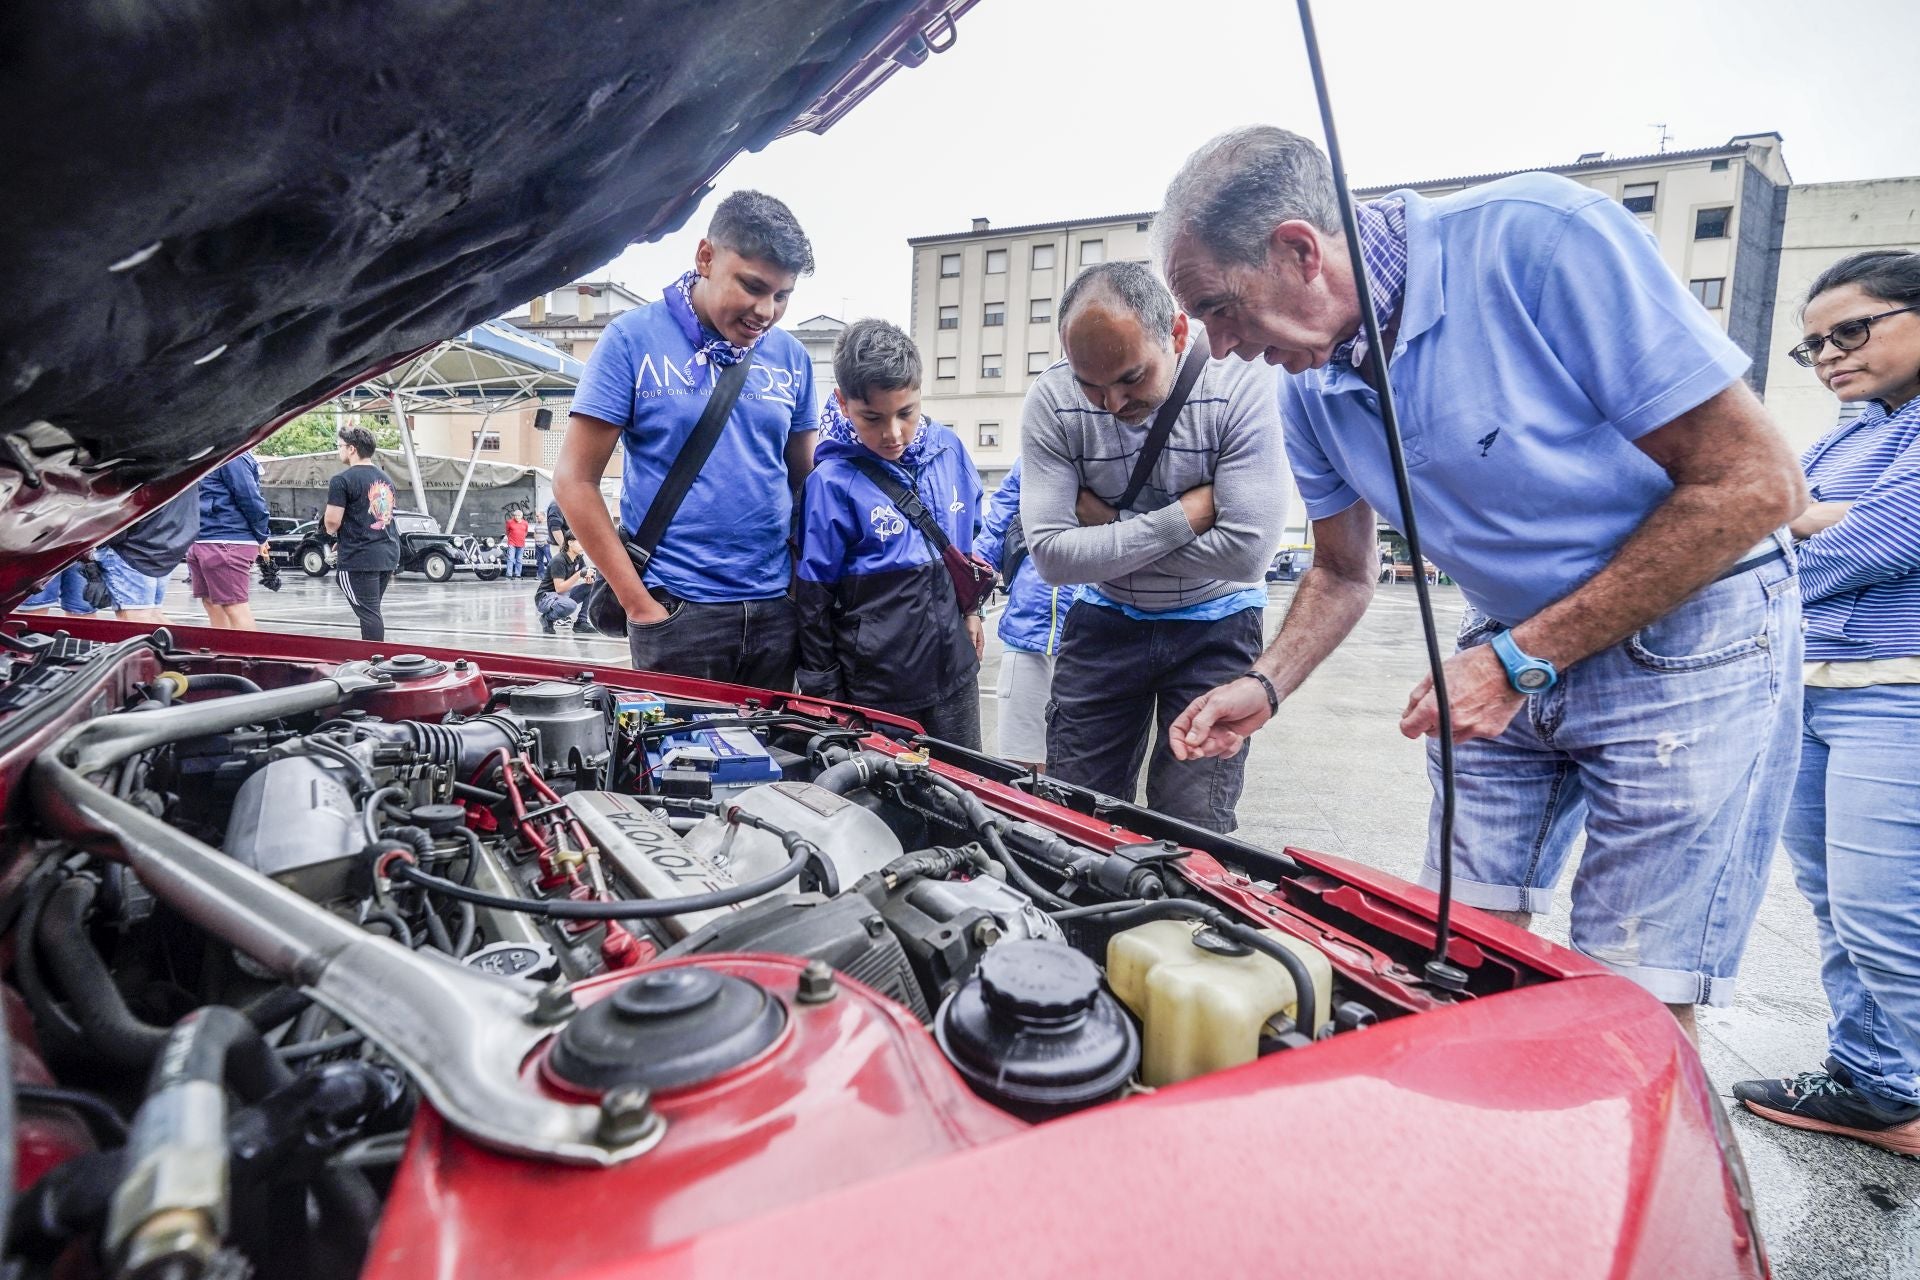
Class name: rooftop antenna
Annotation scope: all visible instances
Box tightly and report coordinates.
[1649,122,1673,153]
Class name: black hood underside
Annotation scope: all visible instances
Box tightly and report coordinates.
[0,0,958,605]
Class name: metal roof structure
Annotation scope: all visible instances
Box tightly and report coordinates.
[329,319,582,517]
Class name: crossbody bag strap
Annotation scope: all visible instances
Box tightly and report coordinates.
[623,356,754,568]
[1114,345,1206,512]
[850,457,951,553]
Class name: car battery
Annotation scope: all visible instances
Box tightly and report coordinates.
[644,715,782,803]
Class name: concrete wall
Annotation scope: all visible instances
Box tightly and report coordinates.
[1763,177,1920,451]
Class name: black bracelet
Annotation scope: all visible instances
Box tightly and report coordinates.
[1243,670,1279,716]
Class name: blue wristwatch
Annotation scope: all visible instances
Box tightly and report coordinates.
[1489,629,1558,695]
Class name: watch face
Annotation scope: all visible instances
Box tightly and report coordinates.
[1517,668,1551,692]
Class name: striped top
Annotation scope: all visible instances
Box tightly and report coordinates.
[1798,397,1920,662]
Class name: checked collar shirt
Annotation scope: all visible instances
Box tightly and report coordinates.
[1330,197,1409,374]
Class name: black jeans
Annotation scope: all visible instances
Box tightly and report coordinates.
[877,676,982,751]
[626,593,798,690]
[1045,600,1262,834]
[337,569,392,642]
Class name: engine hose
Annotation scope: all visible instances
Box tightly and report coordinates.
[14,869,85,1053]
[812,749,902,795]
[1055,898,1320,1039]
[360,908,414,949]
[876,845,993,888]
[913,771,1072,910]
[184,673,263,695]
[15,1084,129,1147]
[380,824,435,863]
[390,811,820,920]
[421,905,455,955]
[236,984,310,1033]
[300,733,377,796]
[457,825,485,886]
[37,877,169,1070]
[451,900,478,957]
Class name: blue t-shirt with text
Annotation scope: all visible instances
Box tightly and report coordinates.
[571,301,816,602]
[1283,173,1750,625]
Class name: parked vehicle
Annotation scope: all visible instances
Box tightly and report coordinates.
[0,3,1766,1278]
[285,510,504,582]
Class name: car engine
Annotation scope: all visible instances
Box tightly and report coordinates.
[1,635,1403,1280]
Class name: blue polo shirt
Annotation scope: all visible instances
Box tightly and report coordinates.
[1283,173,1750,625]
[572,302,816,602]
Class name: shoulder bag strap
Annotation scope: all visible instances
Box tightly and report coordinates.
[849,456,951,554]
[623,356,754,568]
[1114,345,1206,512]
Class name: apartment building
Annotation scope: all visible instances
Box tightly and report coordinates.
[912,133,1796,502]
[908,213,1158,485]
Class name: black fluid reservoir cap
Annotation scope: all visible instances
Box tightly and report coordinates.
[546,966,786,1093]
[409,804,467,836]
[372,653,447,680]
[935,940,1138,1121]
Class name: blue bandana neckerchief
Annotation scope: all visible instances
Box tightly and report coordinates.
[666,270,754,372]
[820,396,936,471]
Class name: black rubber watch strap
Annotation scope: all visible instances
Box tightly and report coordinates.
[1245,670,1279,717]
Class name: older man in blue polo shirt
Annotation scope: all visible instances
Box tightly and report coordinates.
[557,190,818,686]
[1158,126,1807,1035]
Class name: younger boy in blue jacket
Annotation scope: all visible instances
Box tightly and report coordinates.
[796,320,985,748]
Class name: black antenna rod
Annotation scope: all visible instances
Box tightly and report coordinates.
[1291,0,1467,993]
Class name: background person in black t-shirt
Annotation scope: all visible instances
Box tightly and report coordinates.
[324,427,401,640]
[534,533,595,635]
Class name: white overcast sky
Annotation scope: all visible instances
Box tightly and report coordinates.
[592,0,1920,325]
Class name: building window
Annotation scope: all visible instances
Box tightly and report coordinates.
[1710,157,1730,172]
[472,431,501,452]
[938,305,958,330]
[978,423,1000,448]
[981,356,1003,379]
[983,302,1005,327]
[940,253,960,278]
[1030,298,1052,324]
[985,249,1008,275]
[1621,183,1657,215]
[1032,244,1056,270]
[1689,277,1725,310]
[1079,240,1105,266]
[1694,206,1732,239]
[1027,351,1050,374]
[937,356,957,380]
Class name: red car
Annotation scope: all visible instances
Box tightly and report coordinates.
[0,3,1764,1278]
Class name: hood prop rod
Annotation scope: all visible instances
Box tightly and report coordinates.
[1292,0,1467,993]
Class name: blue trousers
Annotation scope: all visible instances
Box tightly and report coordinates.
[1783,682,1920,1106]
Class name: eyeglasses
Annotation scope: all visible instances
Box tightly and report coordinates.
[1788,304,1920,368]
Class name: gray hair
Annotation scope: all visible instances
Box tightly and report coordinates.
[708,189,815,275]
[1154,126,1341,267]
[1058,261,1177,342]
[833,318,922,402]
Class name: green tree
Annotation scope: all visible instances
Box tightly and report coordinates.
[257,411,399,457]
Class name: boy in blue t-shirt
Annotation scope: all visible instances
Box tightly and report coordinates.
[795,320,985,748]
[557,190,818,688]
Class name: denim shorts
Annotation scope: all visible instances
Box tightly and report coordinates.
[21,566,95,614]
[96,548,169,610]
[1421,555,1802,1006]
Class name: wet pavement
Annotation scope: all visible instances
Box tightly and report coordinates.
[149,569,1920,1278]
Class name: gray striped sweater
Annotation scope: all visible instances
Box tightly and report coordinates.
[1019,349,1288,611]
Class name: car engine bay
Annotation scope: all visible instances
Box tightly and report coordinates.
[0,628,1545,1279]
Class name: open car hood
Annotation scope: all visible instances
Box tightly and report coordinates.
[0,0,973,611]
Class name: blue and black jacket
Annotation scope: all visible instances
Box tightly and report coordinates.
[198,452,271,543]
[976,460,1073,656]
[796,420,983,710]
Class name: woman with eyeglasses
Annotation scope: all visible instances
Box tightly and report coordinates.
[1733,249,1920,1154]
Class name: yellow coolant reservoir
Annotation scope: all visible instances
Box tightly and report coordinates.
[1107,918,1333,1087]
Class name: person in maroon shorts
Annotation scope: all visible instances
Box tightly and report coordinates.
[189,450,272,629]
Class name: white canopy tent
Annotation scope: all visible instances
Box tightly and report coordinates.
[331,319,583,529]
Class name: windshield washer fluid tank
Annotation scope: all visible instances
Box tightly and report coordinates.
[1107,918,1332,1087]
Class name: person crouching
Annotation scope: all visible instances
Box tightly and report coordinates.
[796,320,986,748]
